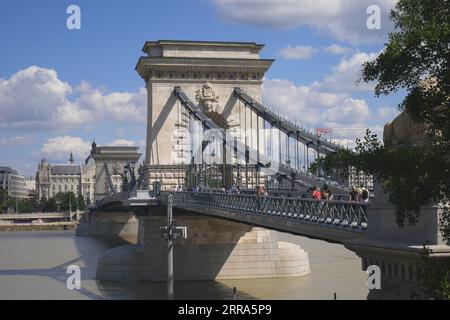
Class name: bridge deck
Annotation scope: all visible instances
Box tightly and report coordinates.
[160,192,368,243]
[94,189,368,242]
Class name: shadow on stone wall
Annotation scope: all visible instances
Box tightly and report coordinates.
[96,207,310,283]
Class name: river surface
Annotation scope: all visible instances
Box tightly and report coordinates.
[0,230,368,300]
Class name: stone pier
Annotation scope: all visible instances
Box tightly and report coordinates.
[344,181,450,299]
[76,211,138,240]
[96,210,310,282]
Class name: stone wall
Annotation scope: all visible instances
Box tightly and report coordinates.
[96,212,310,282]
[76,211,138,240]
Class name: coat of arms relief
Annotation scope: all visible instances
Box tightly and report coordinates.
[195,82,220,113]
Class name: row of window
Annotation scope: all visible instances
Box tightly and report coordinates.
[51,184,79,191]
[51,178,79,183]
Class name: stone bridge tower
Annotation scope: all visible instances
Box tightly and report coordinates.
[135,40,274,190]
[90,143,141,202]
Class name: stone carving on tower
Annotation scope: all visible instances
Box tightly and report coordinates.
[195,82,230,129]
[195,82,219,113]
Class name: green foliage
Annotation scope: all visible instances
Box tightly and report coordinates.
[0,187,8,213]
[41,197,57,212]
[314,129,450,227]
[54,191,78,211]
[312,0,450,299]
[419,247,450,300]
[0,187,39,213]
[361,0,450,145]
[77,193,86,210]
[314,0,450,229]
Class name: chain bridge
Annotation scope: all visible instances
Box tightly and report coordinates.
[76,40,449,300]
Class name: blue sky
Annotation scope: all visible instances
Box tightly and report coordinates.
[0,0,401,176]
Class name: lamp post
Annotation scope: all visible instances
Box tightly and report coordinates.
[160,194,187,300]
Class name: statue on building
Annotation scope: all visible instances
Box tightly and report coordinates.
[195,82,220,113]
[382,78,446,147]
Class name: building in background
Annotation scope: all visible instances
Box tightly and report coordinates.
[24,177,36,199]
[36,143,141,204]
[81,155,96,205]
[89,141,141,202]
[36,152,83,201]
[348,167,374,192]
[0,166,28,199]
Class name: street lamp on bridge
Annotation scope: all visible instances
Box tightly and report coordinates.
[160,194,187,300]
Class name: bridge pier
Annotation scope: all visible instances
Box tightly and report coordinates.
[96,211,310,282]
[76,210,138,240]
[344,182,450,300]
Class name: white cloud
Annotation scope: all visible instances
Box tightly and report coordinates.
[211,0,397,44]
[110,139,136,146]
[261,75,400,148]
[278,45,317,60]
[261,48,396,144]
[324,44,353,55]
[75,84,147,123]
[0,66,73,130]
[262,78,370,129]
[314,51,379,92]
[0,136,34,146]
[377,106,399,123]
[41,136,91,162]
[0,66,146,131]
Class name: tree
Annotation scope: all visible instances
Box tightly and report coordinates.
[314,0,450,229]
[311,0,449,298]
[41,198,57,212]
[361,0,449,144]
[0,187,9,213]
[54,191,77,211]
[77,194,86,211]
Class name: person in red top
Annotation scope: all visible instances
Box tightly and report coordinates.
[312,186,321,200]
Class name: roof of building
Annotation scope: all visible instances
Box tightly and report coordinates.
[0,166,18,174]
[50,165,81,175]
[143,39,265,52]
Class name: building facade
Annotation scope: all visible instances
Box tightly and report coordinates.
[24,177,36,199]
[348,167,374,192]
[89,142,141,202]
[36,144,142,204]
[0,166,28,199]
[36,154,83,201]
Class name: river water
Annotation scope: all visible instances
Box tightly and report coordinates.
[0,230,368,300]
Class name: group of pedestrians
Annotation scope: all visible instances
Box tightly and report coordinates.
[177,183,370,203]
[349,185,370,203]
[310,184,370,202]
[170,185,184,192]
[310,185,334,200]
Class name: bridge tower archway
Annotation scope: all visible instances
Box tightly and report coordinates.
[136,40,272,191]
[90,145,141,202]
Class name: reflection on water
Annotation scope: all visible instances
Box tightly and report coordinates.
[0,230,368,300]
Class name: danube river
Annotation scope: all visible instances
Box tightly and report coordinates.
[0,230,368,300]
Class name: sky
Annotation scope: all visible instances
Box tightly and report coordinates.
[0,0,403,176]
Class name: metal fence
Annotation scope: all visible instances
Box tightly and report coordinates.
[165,192,368,230]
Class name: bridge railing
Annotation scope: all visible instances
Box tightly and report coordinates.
[95,192,131,208]
[164,192,368,230]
